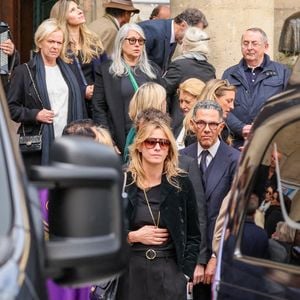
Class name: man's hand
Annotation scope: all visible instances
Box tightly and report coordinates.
[0,39,15,56]
[242,124,252,140]
[192,264,205,285]
[203,257,217,285]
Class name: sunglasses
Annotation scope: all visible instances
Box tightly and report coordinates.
[125,37,146,46]
[193,120,223,131]
[144,138,170,150]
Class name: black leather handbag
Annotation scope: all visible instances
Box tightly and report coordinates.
[19,63,43,153]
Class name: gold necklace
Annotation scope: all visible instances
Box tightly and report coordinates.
[143,189,160,227]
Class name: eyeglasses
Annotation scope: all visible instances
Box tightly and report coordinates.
[193,119,223,131]
[144,138,170,150]
[125,37,146,46]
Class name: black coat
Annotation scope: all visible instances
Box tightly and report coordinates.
[125,173,201,278]
[92,60,162,153]
[162,57,216,135]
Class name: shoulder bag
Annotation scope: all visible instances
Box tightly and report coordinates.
[19,63,43,153]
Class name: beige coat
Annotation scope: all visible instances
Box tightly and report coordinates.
[88,14,119,57]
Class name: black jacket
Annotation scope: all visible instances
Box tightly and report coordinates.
[125,173,201,278]
[92,60,162,153]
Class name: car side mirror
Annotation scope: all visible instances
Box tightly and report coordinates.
[30,137,129,285]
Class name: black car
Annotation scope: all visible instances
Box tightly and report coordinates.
[214,57,300,300]
[0,81,128,299]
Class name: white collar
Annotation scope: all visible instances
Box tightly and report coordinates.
[197,139,220,158]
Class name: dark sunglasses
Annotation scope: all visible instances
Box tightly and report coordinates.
[144,138,170,149]
[193,120,223,131]
[125,37,146,46]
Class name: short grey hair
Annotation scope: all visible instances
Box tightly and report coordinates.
[192,100,223,120]
[242,27,268,44]
[110,23,156,79]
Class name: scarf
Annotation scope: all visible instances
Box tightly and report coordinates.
[172,52,208,62]
[34,53,85,165]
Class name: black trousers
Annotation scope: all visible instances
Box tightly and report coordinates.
[116,252,187,300]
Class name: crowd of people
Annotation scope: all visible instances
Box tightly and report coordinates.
[0,0,294,300]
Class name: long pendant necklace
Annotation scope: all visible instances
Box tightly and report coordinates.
[143,189,160,228]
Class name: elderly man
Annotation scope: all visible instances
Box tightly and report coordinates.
[181,100,240,300]
[222,28,291,149]
[139,8,208,74]
[88,0,139,57]
[149,5,171,20]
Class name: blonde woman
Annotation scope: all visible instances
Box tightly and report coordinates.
[123,82,167,162]
[50,0,107,117]
[117,118,200,300]
[175,78,206,149]
[199,79,236,119]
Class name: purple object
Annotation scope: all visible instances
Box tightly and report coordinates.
[38,189,90,300]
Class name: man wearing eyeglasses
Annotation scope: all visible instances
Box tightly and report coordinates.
[180,100,240,300]
[139,8,208,74]
[88,0,139,57]
[222,28,291,150]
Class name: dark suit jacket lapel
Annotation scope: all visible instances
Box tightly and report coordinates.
[205,141,229,199]
[183,142,198,159]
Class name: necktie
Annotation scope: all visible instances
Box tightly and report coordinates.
[200,150,209,175]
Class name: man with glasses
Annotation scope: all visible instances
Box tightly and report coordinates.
[181,100,240,300]
[139,8,208,74]
[89,0,139,57]
[222,28,291,149]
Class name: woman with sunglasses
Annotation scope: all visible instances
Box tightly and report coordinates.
[92,23,162,155]
[117,117,201,300]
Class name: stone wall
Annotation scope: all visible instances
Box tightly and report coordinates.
[170,0,275,77]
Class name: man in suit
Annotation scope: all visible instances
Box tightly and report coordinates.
[89,0,139,57]
[139,8,208,74]
[181,100,240,299]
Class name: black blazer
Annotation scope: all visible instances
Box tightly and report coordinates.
[125,173,201,278]
[179,154,209,264]
[181,140,240,253]
[92,60,161,153]
[162,57,216,134]
[139,19,173,73]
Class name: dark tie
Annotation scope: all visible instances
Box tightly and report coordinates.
[200,150,209,175]
[169,43,177,58]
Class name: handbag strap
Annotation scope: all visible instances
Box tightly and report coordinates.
[22,63,43,136]
[125,65,139,92]
[24,63,43,107]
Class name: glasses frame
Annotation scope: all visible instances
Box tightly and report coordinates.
[193,119,223,131]
[143,138,171,150]
[124,37,146,46]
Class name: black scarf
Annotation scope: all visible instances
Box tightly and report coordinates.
[34,53,86,165]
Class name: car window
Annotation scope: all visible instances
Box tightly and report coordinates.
[0,136,12,236]
[240,119,300,267]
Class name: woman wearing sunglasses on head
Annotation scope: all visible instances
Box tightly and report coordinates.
[92,23,162,155]
[117,117,201,300]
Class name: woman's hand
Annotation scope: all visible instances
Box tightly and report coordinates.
[36,109,55,124]
[203,257,217,285]
[85,84,94,100]
[128,225,169,245]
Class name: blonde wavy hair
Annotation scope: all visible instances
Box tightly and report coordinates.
[127,119,181,190]
[129,82,167,122]
[199,79,236,101]
[50,0,104,63]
